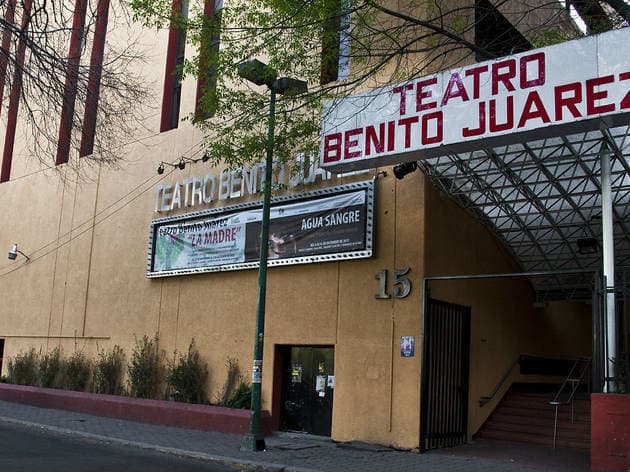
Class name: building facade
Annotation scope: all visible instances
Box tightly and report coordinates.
[1,0,619,451]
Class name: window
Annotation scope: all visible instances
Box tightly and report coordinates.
[3,0,109,177]
[79,0,110,157]
[194,0,222,121]
[474,0,531,61]
[320,0,350,85]
[0,0,16,111]
[55,0,89,165]
[1,0,31,183]
[161,0,189,132]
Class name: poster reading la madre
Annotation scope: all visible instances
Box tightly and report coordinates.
[151,190,367,273]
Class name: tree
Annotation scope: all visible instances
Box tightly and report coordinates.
[0,0,151,174]
[130,0,628,171]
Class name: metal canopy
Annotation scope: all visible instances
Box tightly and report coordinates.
[418,125,630,301]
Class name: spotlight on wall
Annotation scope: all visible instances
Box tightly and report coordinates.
[201,152,210,163]
[7,243,30,261]
[157,163,165,175]
[393,161,418,180]
[577,237,598,254]
[178,158,186,170]
[532,294,547,309]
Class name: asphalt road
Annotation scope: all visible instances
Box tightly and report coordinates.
[0,422,242,472]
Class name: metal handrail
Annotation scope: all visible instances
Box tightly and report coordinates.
[550,357,591,448]
[479,356,520,406]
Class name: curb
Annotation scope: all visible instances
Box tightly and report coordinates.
[0,415,322,472]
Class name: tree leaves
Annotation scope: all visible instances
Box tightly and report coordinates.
[130,0,624,170]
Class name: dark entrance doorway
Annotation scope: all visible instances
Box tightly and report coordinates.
[420,298,471,451]
[279,346,334,436]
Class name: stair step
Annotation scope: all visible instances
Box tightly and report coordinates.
[506,392,555,400]
[477,429,590,450]
[489,412,590,429]
[508,390,590,399]
[483,421,590,440]
[503,397,591,410]
[497,406,591,423]
[476,384,591,451]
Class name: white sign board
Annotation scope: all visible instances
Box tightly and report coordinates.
[320,28,630,172]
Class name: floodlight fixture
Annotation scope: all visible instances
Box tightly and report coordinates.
[274,76,308,95]
[238,59,277,88]
[238,59,308,96]
[577,237,598,255]
[393,161,418,180]
[8,243,30,261]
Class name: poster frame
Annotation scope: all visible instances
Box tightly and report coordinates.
[146,179,375,278]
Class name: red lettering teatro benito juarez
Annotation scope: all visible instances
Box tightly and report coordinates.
[322,33,630,170]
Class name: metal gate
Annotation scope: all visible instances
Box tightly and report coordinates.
[420,298,471,451]
[592,272,605,393]
[594,271,630,393]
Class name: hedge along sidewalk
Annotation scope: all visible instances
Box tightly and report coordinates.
[0,383,274,435]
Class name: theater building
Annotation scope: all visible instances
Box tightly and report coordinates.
[0,0,628,453]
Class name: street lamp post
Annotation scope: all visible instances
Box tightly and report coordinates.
[238,59,307,452]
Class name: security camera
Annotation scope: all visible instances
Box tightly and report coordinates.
[7,243,18,260]
[393,161,418,180]
[7,243,29,261]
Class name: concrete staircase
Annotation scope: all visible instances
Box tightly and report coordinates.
[475,384,591,450]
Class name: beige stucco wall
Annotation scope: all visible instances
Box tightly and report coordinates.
[0,160,426,450]
[0,6,427,446]
[331,169,425,448]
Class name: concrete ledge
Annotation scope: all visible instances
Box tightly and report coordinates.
[591,393,630,472]
[0,383,273,436]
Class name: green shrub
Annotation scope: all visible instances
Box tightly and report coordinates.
[217,358,250,409]
[64,351,92,392]
[224,381,252,409]
[128,335,165,399]
[93,345,125,395]
[0,375,9,383]
[7,348,39,386]
[216,358,240,405]
[166,340,208,404]
[39,347,63,388]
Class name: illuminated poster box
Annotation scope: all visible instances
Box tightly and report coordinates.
[147,180,374,278]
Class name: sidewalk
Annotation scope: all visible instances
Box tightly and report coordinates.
[0,400,588,472]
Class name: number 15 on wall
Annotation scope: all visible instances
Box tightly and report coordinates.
[375,268,412,299]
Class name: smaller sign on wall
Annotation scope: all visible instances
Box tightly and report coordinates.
[316,375,326,391]
[401,336,415,357]
[291,364,302,383]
